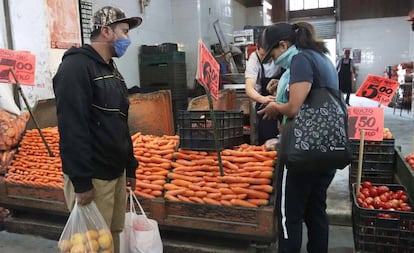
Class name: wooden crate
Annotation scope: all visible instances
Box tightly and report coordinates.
[0,179,68,215]
[157,200,276,242]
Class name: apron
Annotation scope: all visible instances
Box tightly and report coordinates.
[255,53,283,145]
[338,58,352,93]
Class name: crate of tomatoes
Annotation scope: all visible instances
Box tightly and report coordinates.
[352,181,414,253]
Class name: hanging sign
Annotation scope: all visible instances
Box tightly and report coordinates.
[355,75,399,106]
[196,39,219,100]
[347,106,384,141]
[0,48,36,85]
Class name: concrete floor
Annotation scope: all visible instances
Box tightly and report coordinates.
[0,94,413,253]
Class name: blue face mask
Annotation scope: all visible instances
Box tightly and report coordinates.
[274,45,299,69]
[113,38,131,57]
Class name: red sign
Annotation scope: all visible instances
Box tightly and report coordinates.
[355,75,399,106]
[0,48,36,85]
[347,106,384,141]
[196,40,219,100]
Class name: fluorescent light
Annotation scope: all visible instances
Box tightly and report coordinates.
[263,0,272,10]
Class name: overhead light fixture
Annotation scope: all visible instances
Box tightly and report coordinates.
[262,0,272,10]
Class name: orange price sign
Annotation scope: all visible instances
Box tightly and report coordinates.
[0,48,36,85]
[196,40,219,100]
[347,106,384,141]
[355,75,399,106]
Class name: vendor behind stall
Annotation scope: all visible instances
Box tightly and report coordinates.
[245,34,283,145]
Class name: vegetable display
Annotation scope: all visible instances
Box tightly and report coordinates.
[356,181,412,212]
[166,144,277,207]
[131,132,179,199]
[5,129,278,208]
[4,127,63,188]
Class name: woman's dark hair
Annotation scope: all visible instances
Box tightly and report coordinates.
[292,22,329,54]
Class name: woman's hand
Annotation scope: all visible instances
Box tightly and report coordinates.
[257,102,280,120]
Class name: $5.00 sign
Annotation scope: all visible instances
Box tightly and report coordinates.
[0,48,36,85]
[355,75,399,106]
[196,40,219,100]
[348,106,384,141]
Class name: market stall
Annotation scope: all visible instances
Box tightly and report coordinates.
[0,90,279,251]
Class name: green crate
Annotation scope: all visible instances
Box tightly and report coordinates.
[139,51,185,65]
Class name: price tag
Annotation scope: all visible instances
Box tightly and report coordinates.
[196,40,219,100]
[347,107,384,141]
[0,48,36,85]
[355,75,399,106]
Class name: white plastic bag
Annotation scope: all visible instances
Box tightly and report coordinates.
[120,189,163,253]
[58,201,114,253]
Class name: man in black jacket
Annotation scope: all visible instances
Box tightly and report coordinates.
[53,6,141,253]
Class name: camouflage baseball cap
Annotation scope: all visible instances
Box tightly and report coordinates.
[91,6,142,32]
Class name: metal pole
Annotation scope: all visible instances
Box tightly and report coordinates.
[10,68,54,157]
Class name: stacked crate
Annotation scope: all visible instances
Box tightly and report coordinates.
[139,43,188,127]
[177,110,244,151]
[349,139,396,193]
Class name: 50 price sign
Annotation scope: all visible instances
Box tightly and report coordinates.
[356,75,399,106]
[347,107,384,141]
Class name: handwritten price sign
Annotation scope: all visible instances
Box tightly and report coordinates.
[0,48,36,85]
[347,106,384,141]
[355,75,399,106]
[196,40,219,100]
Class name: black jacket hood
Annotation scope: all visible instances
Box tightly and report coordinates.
[62,45,107,65]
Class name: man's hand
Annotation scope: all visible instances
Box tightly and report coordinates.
[76,188,95,205]
[126,177,136,191]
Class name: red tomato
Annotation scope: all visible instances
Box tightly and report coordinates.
[361,188,371,198]
[373,197,382,209]
[362,181,372,189]
[365,197,374,205]
[400,194,408,202]
[379,193,388,202]
[383,201,393,210]
[357,192,366,200]
[377,186,389,195]
[357,198,364,206]
[369,187,378,197]
[395,190,404,199]
[401,205,412,212]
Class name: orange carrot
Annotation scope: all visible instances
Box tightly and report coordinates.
[230,199,258,208]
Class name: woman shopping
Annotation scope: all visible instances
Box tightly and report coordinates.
[257,23,345,253]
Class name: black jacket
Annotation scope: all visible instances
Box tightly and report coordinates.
[53,45,138,193]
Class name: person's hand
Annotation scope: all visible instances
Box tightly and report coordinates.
[257,102,280,120]
[76,188,95,205]
[266,79,279,95]
[260,95,275,104]
[126,177,136,191]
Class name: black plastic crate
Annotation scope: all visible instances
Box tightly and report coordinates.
[177,110,244,151]
[139,51,185,65]
[140,43,178,54]
[348,161,395,195]
[351,139,395,154]
[139,63,187,86]
[352,183,414,252]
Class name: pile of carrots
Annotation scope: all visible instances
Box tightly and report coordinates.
[165,144,277,208]
[5,127,63,189]
[131,132,179,198]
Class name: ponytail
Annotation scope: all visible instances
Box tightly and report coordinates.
[292,22,329,54]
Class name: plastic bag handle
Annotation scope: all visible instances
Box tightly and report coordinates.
[128,188,147,218]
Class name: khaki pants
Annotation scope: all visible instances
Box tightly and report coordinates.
[64,173,126,253]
